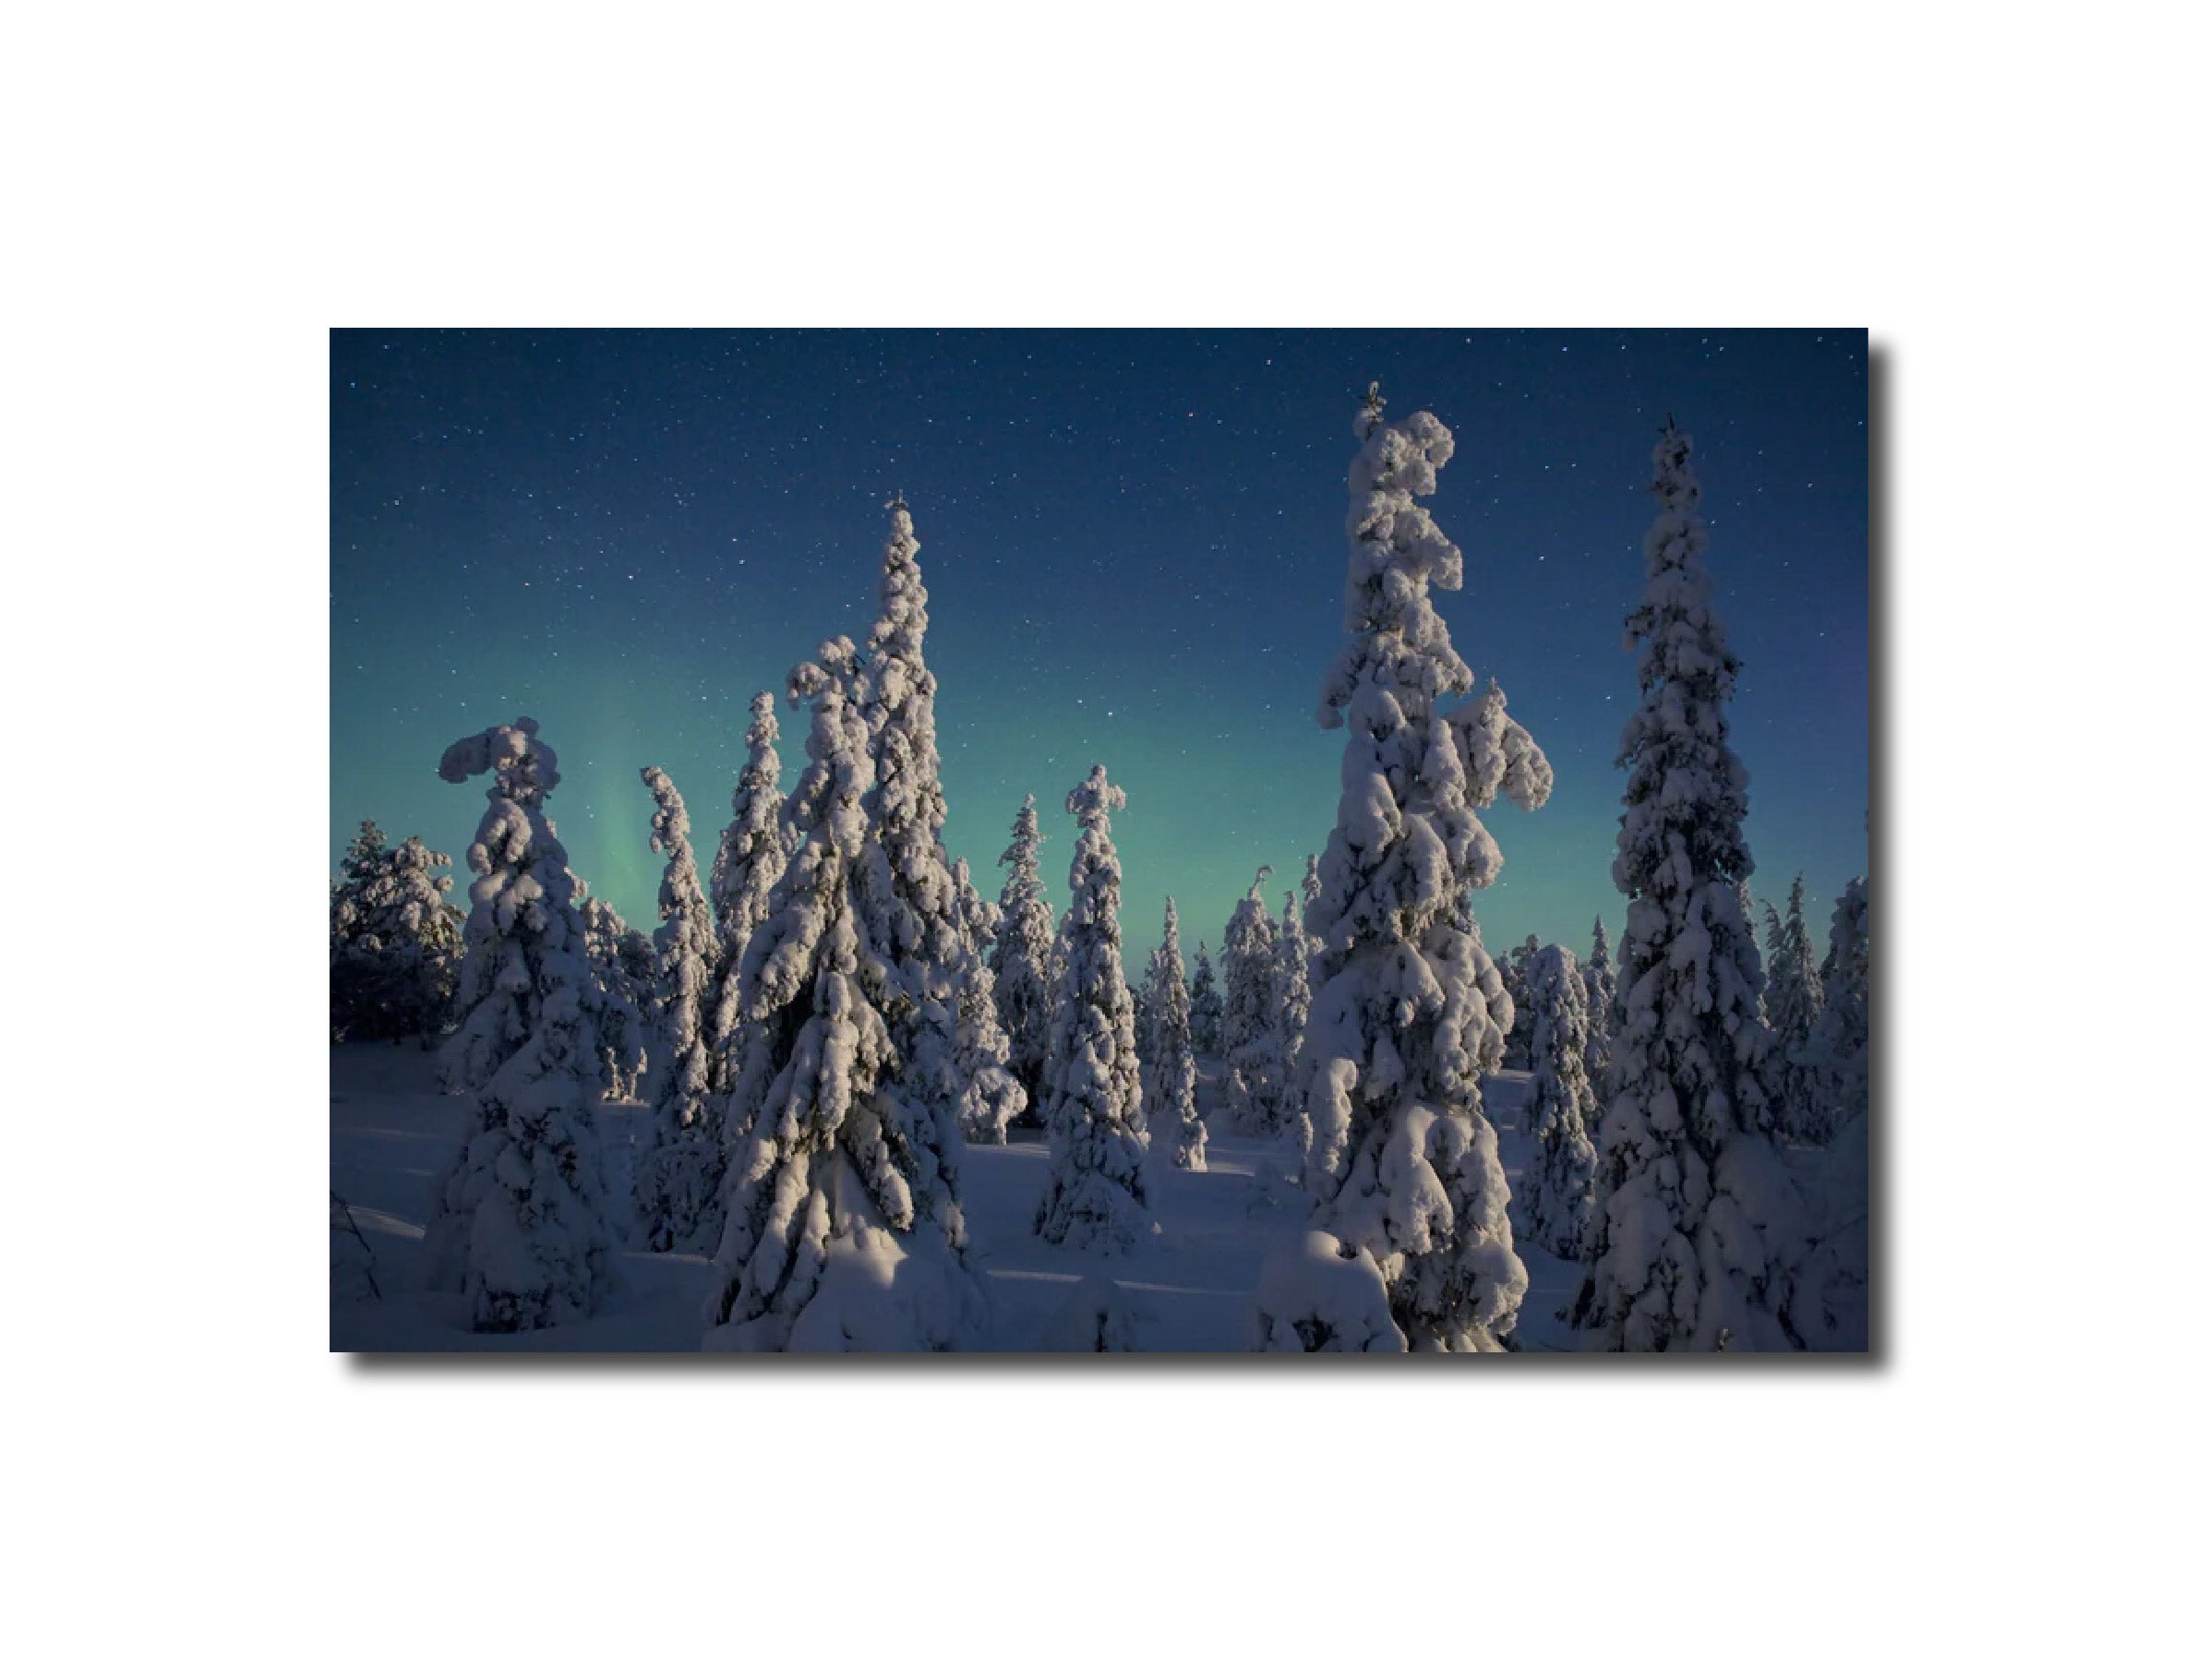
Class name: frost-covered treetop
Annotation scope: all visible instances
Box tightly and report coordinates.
[1615,421,1754,894]
[1315,383,1471,735]
[1003,794,1041,869]
[996,796,1048,923]
[991,791,1057,1097]
[746,688,778,750]
[864,497,944,842]
[952,855,1001,953]
[1058,766,1132,998]
[643,766,703,895]
[859,497,957,965]
[1065,762,1127,838]
[712,690,786,931]
[870,496,930,670]
[1231,865,1273,934]
[642,763,719,993]
[438,715,559,807]
[739,636,872,1021]
[1306,390,1551,965]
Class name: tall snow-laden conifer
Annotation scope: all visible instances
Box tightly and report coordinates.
[423,719,618,1331]
[631,765,727,1253]
[1582,914,1615,1105]
[1187,942,1222,1055]
[1565,422,1805,1352]
[1794,873,1869,1347]
[1764,874,1828,1141]
[1220,867,1278,1061]
[330,822,463,1044]
[1144,897,1206,1170]
[1219,866,1286,1135]
[703,639,981,1351]
[706,690,788,1090]
[712,690,787,940]
[575,895,652,1102]
[1272,385,1552,1354]
[1809,875,1868,1140]
[1271,889,1314,1157]
[335,817,388,894]
[1283,854,1327,1170]
[991,794,1056,1118]
[642,766,720,1122]
[1501,933,1544,1070]
[1515,942,1598,1260]
[1032,765,1153,1250]
[1134,949,1163,1067]
[844,497,979,1179]
[946,856,1027,1144]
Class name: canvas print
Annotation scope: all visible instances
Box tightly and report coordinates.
[330,329,1870,1354]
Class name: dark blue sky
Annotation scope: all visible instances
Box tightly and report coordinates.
[330,329,1868,965]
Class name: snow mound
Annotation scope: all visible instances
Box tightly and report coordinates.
[1040,1277,1140,1352]
[1249,1229,1405,1352]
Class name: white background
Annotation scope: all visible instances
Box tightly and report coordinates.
[3,5,2186,1675]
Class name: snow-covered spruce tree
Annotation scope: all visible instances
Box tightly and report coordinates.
[1765,874,1829,1141]
[329,821,390,1042]
[631,765,727,1254]
[1271,384,1554,1354]
[1809,875,1868,1139]
[1792,872,1869,1345]
[1219,867,1278,1061]
[1757,894,1788,1042]
[1581,914,1615,1103]
[846,497,1003,1170]
[703,638,981,1351]
[705,690,788,1090]
[1144,896,1207,1171]
[1219,866,1287,1135]
[1187,942,1223,1055]
[576,894,652,1102]
[642,766,721,1122]
[711,690,787,942]
[945,856,1027,1145]
[991,794,1056,1122]
[333,817,387,899]
[1740,880,1775,1030]
[1271,889,1314,1158]
[1501,933,1543,1070]
[1282,854,1327,1171]
[438,774,634,1102]
[1134,947,1163,1067]
[330,822,463,1044]
[955,855,1000,967]
[1032,765,1154,1250]
[1564,421,1805,1352]
[423,718,617,1331]
[1515,942,1598,1260]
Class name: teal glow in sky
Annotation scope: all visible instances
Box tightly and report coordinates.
[330,329,1868,966]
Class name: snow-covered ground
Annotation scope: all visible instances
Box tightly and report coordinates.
[330,1042,1584,1353]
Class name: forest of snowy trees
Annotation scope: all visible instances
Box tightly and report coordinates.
[331,390,1869,1353]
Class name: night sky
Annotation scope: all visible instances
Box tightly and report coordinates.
[330,329,1868,966]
